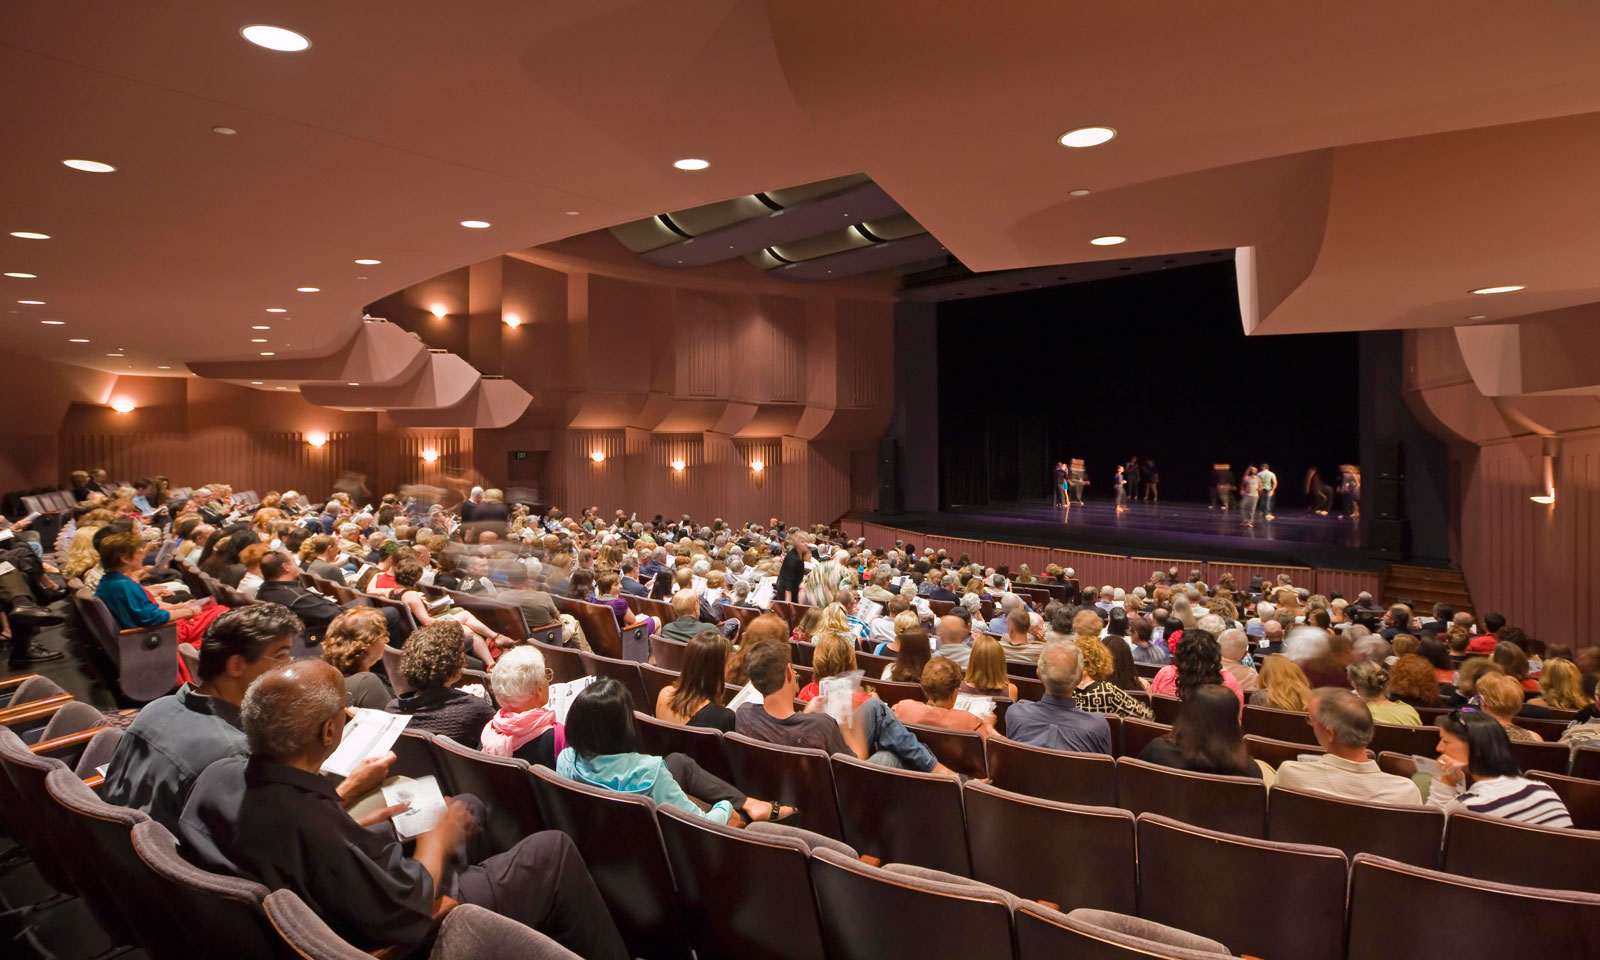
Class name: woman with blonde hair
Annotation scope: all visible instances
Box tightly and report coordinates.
[1073,634,1155,720]
[1248,655,1313,711]
[62,508,115,578]
[798,630,870,707]
[1349,659,1420,726]
[818,602,852,636]
[960,634,1019,700]
[1167,594,1198,650]
[1531,658,1591,711]
[1477,672,1542,742]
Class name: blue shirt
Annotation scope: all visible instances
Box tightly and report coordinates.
[102,684,247,831]
[1004,693,1113,754]
[95,570,171,629]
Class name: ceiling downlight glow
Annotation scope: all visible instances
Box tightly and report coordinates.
[68,338,88,343]
[266,308,287,313]
[1470,285,1525,295]
[296,286,320,293]
[10,232,49,240]
[673,158,710,171]
[354,258,381,265]
[430,304,448,319]
[39,320,64,325]
[241,25,310,52]
[18,300,44,305]
[460,220,491,229]
[1058,126,1117,148]
[4,272,38,279]
[252,325,271,330]
[62,159,116,173]
[1089,236,1127,246]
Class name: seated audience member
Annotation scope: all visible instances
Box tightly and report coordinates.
[733,639,948,773]
[999,605,1046,663]
[1491,639,1541,695]
[590,571,658,635]
[1387,653,1443,709]
[869,599,915,654]
[1073,634,1154,720]
[557,678,787,824]
[960,634,1020,700]
[932,613,974,668]
[1127,616,1169,665]
[1427,708,1572,827]
[177,660,626,959]
[1003,640,1114,754]
[798,631,872,707]
[1150,630,1244,705]
[255,551,345,637]
[1477,673,1542,742]
[987,593,1023,636]
[1275,687,1423,804]
[1248,654,1313,711]
[103,603,391,830]
[1448,657,1503,707]
[494,561,562,629]
[319,608,393,709]
[478,646,564,767]
[1531,657,1591,711]
[384,622,496,748]
[1218,629,1260,691]
[660,589,705,642]
[385,558,504,664]
[1293,626,1355,688]
[299,534,349,585]
[884,625,933,682]
[893,656,997,736]
[656,628,737,731]
[95,530,227,657]
[1349,659,1421,726]
[1139,684,1262,778]
[235,542,271,600]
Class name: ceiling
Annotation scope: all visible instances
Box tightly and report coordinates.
[5,1,1600,387]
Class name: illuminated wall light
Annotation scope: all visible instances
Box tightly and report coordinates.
[670,458,686,473]
[420,448,440,463]
[589,450,606,464]
[1530,444,1558,505]
[305,431,328,447]
[750,458,765,473]
[429,303,448,319]
[503,312,522,328]
[108,397,136,414]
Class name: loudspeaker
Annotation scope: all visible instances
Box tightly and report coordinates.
[1372,441,1403,479]
[877,438,901,514]
[1368,518,1408,557]
[1371,478,1402,519]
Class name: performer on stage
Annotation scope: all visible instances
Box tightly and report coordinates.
[1239,465,1260,527]
[1258,462,1278,520]
[1052,461,1067,506]
[1306,467,1334,515]
[1209,465,1235,511]
[1059,469,1072,514]
[1113,465,1128,513]
[1125,457,1142,503]
[1338,466,1361,519]
[1067,460,1088,505]
[1142,458,1159,501]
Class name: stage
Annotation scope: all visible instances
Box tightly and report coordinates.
[859,498,1379,571]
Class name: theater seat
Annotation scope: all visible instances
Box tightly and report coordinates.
[901,721,987,778]
[70,588,179,703]
[263,890,583,960]
[1015,903,1235,960]
[964,781,1137,914]
[984,735,1117,806]
[633,711,734,783]
[1531,771,1600,831]
[0,726,79,895]
[1441,811,1600,893]
[721,732,844,839]
[1267,784,1444,867]
[429,735,544,855]
[648,635,687,670]
[1241,703,1317,744]
[526,623,563,646]
[130,819,281,960]
[382,645,413,694]
[1115,757,1267,837]
[529,640,585,682]
[1116,717,1167,759]
[578,650,649,707]
[807,847,1015,960]
[829,754,970,876]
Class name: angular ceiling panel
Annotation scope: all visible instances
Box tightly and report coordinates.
[385,378,533,428]
[186,319,428,386]
[299,350,481,409]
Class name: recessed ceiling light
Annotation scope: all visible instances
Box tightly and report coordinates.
[266,307,287,313]
[62,159,115,173]
[347,382,359,386]
[4,272,37,279]
[1470,285,1524,295]
[673,158,710,171]
[9,231,49,240]
[276,386,287,390]
[252,324,271,330]
[1058,126,1117,148]
[240,25,310,52]
[296,286,320,293]
[39,320,64,325]
[106,352,124,357]
[354,258,381,265]
[565,210,580,216]
[1090,235,1127,246]
[17,300,44,305]
[212,126,237,135]
[157,365,171,370]
[68,338,88,342]
[259,351,275,356]
[1068,189,1091,197]
[460,220,491,229]
[250,381,263,385]
[1465,314,1487,320]
[250,338,268,342]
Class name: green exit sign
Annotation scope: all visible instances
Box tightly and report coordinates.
[514,451,528,460]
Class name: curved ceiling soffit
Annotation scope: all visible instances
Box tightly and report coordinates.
[649,399,736,434]
[1455,303,1600,397]
[186,320,428,386]
[733,404,805,438]
[791,404,892,443]
[567,391,656,430]
[386,378,533,429]
[710,402,761,437]
[299,351,481,410]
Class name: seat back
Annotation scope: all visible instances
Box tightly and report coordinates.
[618,621,651,662]
[721,732,843,839]
[865,677,925,706]
[901,722,987,778]
[1136,813,1348,960]
[1117,717,1168,759]
[389,729,442,782]
[1010,673,1046,701]
[964,782,1136,913]
[530,639,585,682]
[1571,746,1600,780]
[1347,853,1600,960]
[639,662,680,710]
[1149,694,1182,724]
[74,588,179,702]
[1366,719,1444,756]
[565,599,625,658]
[1531,771,1600,830]
[526,622,563,646]
[1508,738,1571,775]
[1244,734,1328,769]
[0,726,77,891]
[807,848,1015,960]
[131,819,279,960]
[1267,784,1443,867]
[1511,715,1573,742]
[578,650,649,707]
[829,754,970,876]
[855,650,893,677]
[528,766,689,960]
[261,888,384,960]
[1241,703,1316,744]
[649,635,688,670]
[1115,757,1267,837]
[367,593,418,635]
[1014,903,1234,960]
[9,674,68,706]
[430,735,544,854]
[984,735,1117,806]
[634,711,734,783]
[381,645,413,694]
[769,601,812,629]
[656,804,827,960]
[1442,810,1600,893]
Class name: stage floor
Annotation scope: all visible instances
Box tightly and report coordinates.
[861,498,1376,570]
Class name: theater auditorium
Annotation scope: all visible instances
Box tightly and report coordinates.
[2,4,1599,959]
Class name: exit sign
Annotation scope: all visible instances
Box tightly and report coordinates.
[514,451,528,460]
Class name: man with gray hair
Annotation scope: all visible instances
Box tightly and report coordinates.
[1274,687,1421,804]
[177,660,628,959]
[987,592,1023,636]
[1283,624,1331,662]
[1000,640,1112,754]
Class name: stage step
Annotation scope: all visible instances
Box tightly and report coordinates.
[1383,563,1473,616]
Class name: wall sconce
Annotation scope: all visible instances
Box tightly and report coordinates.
[750,458,765,473]
[306,431,328,447]
[670,458,686,473]
[503,312,522,328]
[109,397,136,414]
[420,448,440,463]
[1530,442,1558,504]
[429,303,448,319]
[590,450,606,464]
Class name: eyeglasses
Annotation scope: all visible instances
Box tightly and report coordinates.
[543,668,554,682]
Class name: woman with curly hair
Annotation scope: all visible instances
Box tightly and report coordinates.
[1072,634,1155,720]
[1149,629,1244,705]
[384,621,495,748]
[1248,654,1312,711]
[1387,653,1442,709]
[319,607,392,709]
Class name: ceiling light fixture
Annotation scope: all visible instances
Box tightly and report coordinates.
[250,338,268,342]
[1470,285,1524,295]
[106,352,124,357]
[1090,236,1127,246]
[259,351,275,356]
[4,272,37,279]
[347,382,359,386]
[276,386,287,390]
[420,449,440,463]
[354,258,381,265]
[39,320,63,325]
[212,126,237,135]
[109,397,136,414]
[240,24,310,52]
[1058,126,1117,148]
[9,231,49,240]
[430,304,448,319]
[1465,315,1486,321]
[62,159,116,173]
[17,300,44,305]
[296,286,320,292]
[1068,189,1091,197]
[266,307,287,313]
[68,338,88,343]
[250,381,263,385]
[460,219,491,229]
[157,365,171,370]
[565,210,580,216]
[673,158,710,171]
[252,324,271,330]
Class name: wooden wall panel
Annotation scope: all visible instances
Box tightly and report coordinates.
[562,428,628,517]
[761,295,804,404]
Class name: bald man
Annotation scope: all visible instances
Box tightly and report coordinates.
[177,661,625,959]
[932,613,974,668]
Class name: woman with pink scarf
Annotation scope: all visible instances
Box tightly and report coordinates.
[479,646,567,768]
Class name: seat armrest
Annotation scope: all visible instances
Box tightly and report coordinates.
[32,727,103,756]
[0,694,73,727]
[0,674,39,693]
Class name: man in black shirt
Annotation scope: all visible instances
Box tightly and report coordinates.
[178,660,626,959]
[774,534,809,603]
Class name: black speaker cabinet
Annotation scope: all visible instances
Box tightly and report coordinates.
[877,437,901,514]
[1372,441,1403,479]
[1368,518,1408,558]
[1371,478,1403,519]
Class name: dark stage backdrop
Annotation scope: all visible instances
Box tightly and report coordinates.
[935,260,1359,507]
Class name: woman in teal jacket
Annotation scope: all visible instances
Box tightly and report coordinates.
[555,679,792,824]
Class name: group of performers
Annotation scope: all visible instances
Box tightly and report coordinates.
[1052,459,1361,523]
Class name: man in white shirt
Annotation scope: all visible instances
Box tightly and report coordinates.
[1275,688,1421,805]
[1258,463,1278,520]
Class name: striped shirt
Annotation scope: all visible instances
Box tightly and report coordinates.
[1428,775,1573,828]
